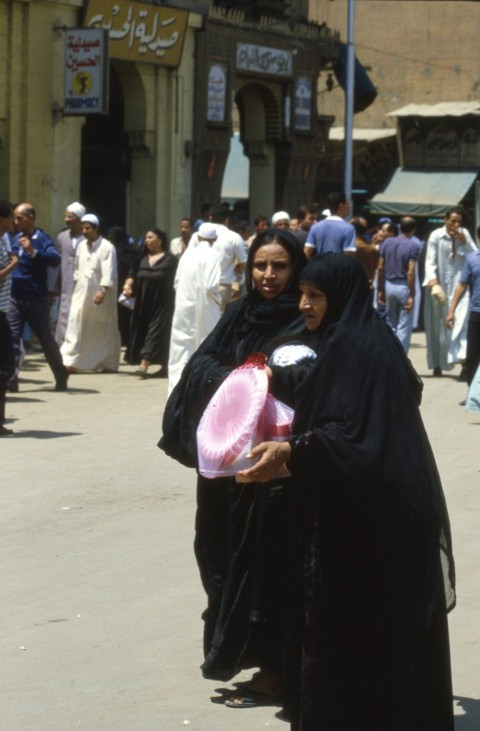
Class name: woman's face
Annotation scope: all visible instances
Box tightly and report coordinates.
[251,243,293,300]
[145,230,162,252]
[299,283,328,330]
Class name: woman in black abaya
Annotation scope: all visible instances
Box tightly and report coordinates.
[124,228,177,377]
[159,229,313,704]
[239,254,456,730]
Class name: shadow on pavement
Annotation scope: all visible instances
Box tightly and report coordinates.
[42,388,100,395]
[454,695,480,730]
[11,430,82,439]
[6,397,45,403]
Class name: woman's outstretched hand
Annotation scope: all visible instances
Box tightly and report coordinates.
[237,441,291,483]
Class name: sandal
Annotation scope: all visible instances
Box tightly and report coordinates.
[225,687,283,708]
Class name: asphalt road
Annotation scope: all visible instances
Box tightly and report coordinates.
[2,334,479,730]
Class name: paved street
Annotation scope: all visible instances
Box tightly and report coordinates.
[2,334,480,730]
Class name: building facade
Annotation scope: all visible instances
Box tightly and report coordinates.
[191,3,338,218]
[309,0,480,217]
[0,0,339,239]
[0,0,201,238]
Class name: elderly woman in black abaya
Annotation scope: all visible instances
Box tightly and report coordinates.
[123,228,177,377]
[239,254,456,730]
[159,229,313,706]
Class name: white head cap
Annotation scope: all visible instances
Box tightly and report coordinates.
[198,222,217,240]
[272,211,291,226]
[66,202,86,219]
[81,213,100,227]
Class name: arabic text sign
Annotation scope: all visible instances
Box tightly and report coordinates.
[64,28,109,115]
[85,0,188,67]
[207,65,227,123]
[236,43,292,77]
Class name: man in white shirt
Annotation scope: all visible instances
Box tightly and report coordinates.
[168,223,222,393]
[61,214,120,373]
[170,217,193,258]
[53,202,86,345]
[423,206,477,376]
[210,207,248,311]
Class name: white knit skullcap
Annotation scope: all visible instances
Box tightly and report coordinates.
[66,202,86,218]
[198,222,217,240]
[81,213,100,227]
[272,211,291,225]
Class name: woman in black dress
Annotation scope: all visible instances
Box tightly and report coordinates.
[159,229,313,705]
[124,228,177,377]
[239,254,456,730]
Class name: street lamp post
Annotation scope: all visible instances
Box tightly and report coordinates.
[344,0,355,211]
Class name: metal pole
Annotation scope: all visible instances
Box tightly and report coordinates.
[344,0,355,210]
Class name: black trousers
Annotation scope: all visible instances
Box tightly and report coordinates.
[466,313,480,385]
[0,311,15,423]
[6,295,67,386]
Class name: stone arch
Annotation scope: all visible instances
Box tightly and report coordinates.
[111,60,157,235]
[235,80,283,216]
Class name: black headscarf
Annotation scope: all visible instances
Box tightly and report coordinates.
[287,253,455,618]
[159,228,309,465]
[242,228,307,325]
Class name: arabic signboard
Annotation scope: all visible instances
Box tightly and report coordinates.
[64,28,109,115]
[207,64,227,123]
[295,77,312,132]
[84,0,188,67]
[236,43,293,78]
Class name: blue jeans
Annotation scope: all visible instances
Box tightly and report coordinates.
[7,296,67,387]
[386,280,414,353]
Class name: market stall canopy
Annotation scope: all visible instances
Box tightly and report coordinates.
[388,102,480,118]
[369,168,478,217]
[328,127,396,143]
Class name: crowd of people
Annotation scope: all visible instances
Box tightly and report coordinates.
[3,189,479,728]
[1,193,480,422]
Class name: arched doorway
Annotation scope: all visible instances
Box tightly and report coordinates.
[80,65,130,232]
[235,80,283,219]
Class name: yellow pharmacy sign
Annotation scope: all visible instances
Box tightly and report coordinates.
[84,0,189,67]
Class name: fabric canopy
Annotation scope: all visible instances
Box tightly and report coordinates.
[369,168,478,217]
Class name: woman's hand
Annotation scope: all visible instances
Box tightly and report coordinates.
[236,440,291,483]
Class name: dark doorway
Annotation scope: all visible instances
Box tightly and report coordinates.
[80,65,130,232]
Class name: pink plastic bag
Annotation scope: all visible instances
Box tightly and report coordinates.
[263,393,294,441]
[197,354,296,479]
[197,355,269,478]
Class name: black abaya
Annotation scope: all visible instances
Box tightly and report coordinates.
[159,230,313,681]
[128,252,177,367]
[270,255,455,730]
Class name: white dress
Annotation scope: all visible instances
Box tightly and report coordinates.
[423,226,477,370]
[167,241,221,393]
[61,237,120,371]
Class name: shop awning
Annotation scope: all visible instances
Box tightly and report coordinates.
[369,168,478,217]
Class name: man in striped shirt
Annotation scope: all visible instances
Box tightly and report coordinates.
[0,199,18,435]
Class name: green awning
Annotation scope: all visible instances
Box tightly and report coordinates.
[369,168,478,217]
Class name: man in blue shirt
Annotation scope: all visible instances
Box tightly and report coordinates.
[446,246,480,385]
[7,203,68,392]
[305,192,356,257]
[377,217,420,353]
